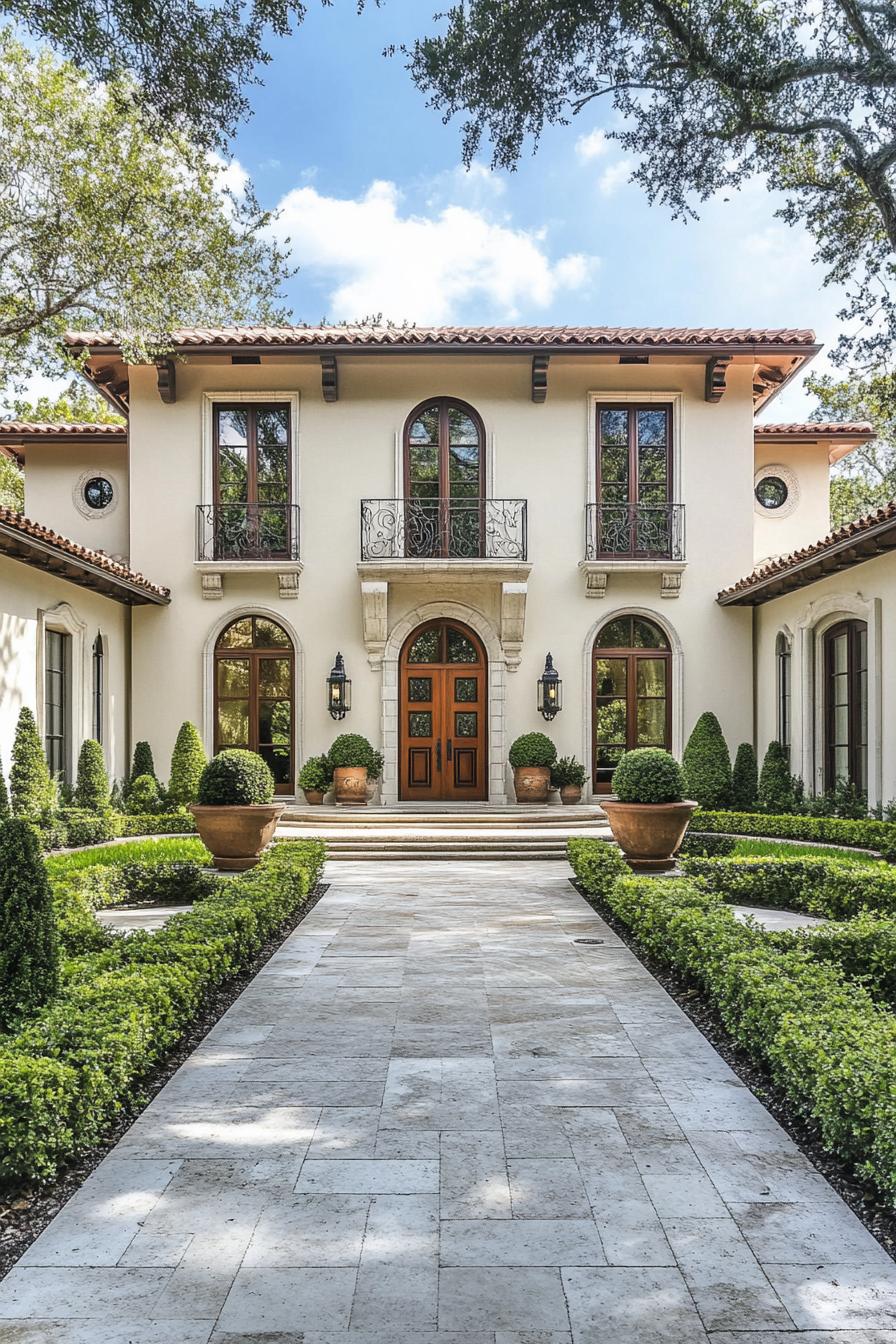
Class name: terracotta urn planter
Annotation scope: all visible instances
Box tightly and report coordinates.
[188,803,285,871]
[513,765,551,804]
[302,789,325,806]
[601,799,698,873]
[333,766,368,805]
[560,784,583,806]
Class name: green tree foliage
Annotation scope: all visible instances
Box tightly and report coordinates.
[10,380,125,427]
[758,741,798,813]
[74,739,109,811]
[731,743,759,811]
[0,750,10,819]
[130,741,156,783]
[167,722,207,806]
[807,371,896,527]
[0,31,291,398]
[0,454,23,511]
[407,0,896,379]
[10,707,54,817]
[0,819,59,1030]
[682,712,732,809]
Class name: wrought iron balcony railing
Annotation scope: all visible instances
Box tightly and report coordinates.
[360,498,528,562]
[584,502,685,561]
[196,503,300,562]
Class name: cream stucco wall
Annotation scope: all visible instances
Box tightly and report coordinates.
[755,551,896,808]
[753,440,833,565]
[24,441,130,560]
[0,555,129,786]
[126,353,758,798]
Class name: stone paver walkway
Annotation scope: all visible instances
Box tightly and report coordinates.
[2,858,896,1342]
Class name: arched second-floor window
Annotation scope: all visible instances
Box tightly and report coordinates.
[775,632,791,752]
[403,398,485,558]
[214,615,294,793]
[823,620,868,792]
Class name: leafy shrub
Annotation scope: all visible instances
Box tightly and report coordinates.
[125,774,162,814]
[0,752,9,820]
[612,748,683,804]
[130,741,156,783]
[167,722,206,807]
[118,811,197,837]
[299,755,332,793]
[551,756,587,789]
[691,810,896,861]
[328,734,376,771]
[508,733,557,769]
[567,837,629,899]
[198,750,275,806]
[758,741,797,813]
[0,839,325,1183]
[73,739,109,811]
[369,750,384,782]
[681,712,732,809]
[682,853,896,920]
[10,707,54,818]
[731,743,758,811]
[59,808,120,848]
[0,820,59,1031]
[771,913,896,1007]
[805,779,869,820]
[679,832,737,858]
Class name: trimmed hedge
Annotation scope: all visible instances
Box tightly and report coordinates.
[683,853,896,921]
[0,839,325,1184]
[568,837,896,1205]
[770,914,896,1007]
[0,821,59,1031]
[679,832,737,858]
[692,809,896,861]
[117,812,196,837]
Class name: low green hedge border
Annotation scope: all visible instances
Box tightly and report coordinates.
[0,839,325,1185]
[33,810,197,852]
[683,854,896,921]
[567,838,896,1207]
[693,810,896,861]
[768,914,896,1010]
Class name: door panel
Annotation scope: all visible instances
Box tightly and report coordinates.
[399,623,487,801]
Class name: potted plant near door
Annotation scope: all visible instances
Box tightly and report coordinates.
[602,747,697,872]
[366,749,384,803]
[509,732,557,803]
[328,733,376,805]
[189,749,284,870]
[551,756,587,805]
[299,754,332,805]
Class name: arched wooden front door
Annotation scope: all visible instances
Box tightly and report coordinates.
[214,615,295,794]
[399,619,487,801]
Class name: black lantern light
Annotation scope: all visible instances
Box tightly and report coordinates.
[537,652,562,720]
[327,652,351,720]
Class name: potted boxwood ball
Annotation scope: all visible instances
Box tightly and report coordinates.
[189,749,284,870]
[328,733,376,805]
[508,732,558,803]
[551,755,588,805]
[299,754,331,805]
[602,747,697,872]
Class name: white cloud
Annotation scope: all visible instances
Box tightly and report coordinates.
[208,152,249,199]
[270,179,598,322]
[598,159,634,197]
[575,129,608,162]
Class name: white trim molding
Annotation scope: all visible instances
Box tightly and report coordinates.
[378,599,508,805]
[581,605,685,802]
[37,601,88,786]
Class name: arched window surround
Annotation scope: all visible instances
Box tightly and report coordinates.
[394,397,493,502]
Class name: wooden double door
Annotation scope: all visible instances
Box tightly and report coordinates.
[399,620,487,801]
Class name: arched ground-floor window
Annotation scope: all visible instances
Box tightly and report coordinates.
[823,619,868,792]
[592,614,671,793]
[214,614,294,793]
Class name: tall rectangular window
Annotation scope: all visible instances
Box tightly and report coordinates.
[213,404,291,558]
[92,633,104,744]
[776,634,791,751]
[824,620,868,792]
[45,629,71,784]
[595,405,673,556]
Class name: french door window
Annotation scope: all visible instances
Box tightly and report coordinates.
[593,615,671,792]
[776,633,791,751]
[824,620,868,792]
[45,629,71,784]
[595,405,673,556]
[403,398,484,557]
[214,404,291,558]
[214,616,294,792]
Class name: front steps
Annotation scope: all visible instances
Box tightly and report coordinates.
[276,804,612,861]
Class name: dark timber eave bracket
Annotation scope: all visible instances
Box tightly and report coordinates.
[531,354,550,403]
[156,358,177,404]
[705,356,731,403]
[321,354,338,402]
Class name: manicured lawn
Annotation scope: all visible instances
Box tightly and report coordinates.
[731,837,886,865]
[45,836,209,877]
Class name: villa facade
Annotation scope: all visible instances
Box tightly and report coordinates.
[0,324,892,806]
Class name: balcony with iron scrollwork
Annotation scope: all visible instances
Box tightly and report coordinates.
[580,502,686,599]
[195,503,302,601]
[360,498,527,562]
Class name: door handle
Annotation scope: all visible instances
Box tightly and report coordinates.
[436,739,442,770]
[447,739,453,761]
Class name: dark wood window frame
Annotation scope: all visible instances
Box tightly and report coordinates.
[212,402,293,560]
[44,628,71,785]
[403,397,486,559]
[92,632,104,745]
[776,632,791,751]
[596,403,673,508]
[213,616,296,795]
[592,618,672,793]
[823,619,868,792]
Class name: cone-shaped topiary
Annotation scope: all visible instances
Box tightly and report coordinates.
[125,774,162,814]
[0,751,9,819]
[168,722,207,806]
[0,818,59,1030]
[10,706,54,817]
[612,748,684,803]
[681,711,732,809]
[74,738,109,811]
[732,743,759,811]
[758,741,797,813]
[130,740,156,783]
[197,749,275,805]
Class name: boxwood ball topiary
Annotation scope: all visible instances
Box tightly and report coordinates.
[198,750,275,806]
[612,748,684,804]
[328,734,376,771]
[682,711,732,809]
[508,733,557,768]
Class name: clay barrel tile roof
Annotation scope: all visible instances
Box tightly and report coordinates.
[0,421,126,437]
[754,422,874,437]
[0,507,169,604]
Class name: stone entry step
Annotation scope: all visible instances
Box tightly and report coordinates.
[280,805,607,827]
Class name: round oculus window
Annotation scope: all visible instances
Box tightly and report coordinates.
[83,476,114,511]
[754,475,789,510]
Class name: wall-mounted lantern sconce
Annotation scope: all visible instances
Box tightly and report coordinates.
[327,652,351,720]
[537,652,562,721]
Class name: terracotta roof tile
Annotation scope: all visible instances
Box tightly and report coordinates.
[755,421,874,437]
[0,421,126,438]
[0,508,169,603]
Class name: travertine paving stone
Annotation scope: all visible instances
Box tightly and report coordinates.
[2,857,896,1342]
